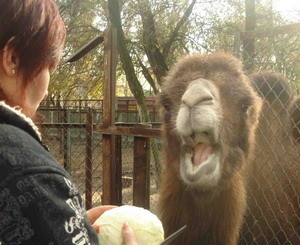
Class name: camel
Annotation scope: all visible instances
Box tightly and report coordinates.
[157,55,300,244]
[290,95,300,144]
[157,53,262,245]
[240,72,300,244]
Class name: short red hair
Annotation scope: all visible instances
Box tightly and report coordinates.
[0,0,66,85]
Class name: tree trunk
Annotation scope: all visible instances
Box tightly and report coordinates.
[108,0,149,122]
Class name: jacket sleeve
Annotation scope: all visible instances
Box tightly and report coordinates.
[0,170,99,245]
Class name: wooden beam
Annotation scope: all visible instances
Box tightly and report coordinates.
[133,136,150,209]
[85,108,93,209]
[62,110,71,172]
[63,35,104,64]
[102,27,119,205]
[115,135,123,205]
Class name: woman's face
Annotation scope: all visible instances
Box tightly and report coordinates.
[0,44,51,118]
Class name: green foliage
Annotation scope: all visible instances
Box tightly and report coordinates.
[49,0,299,105]
[49,0,105,103]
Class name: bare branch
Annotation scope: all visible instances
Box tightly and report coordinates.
[135,53,159,94]
[163,0,197,57]
[137,0,169,85]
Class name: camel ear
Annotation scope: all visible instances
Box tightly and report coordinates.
[290,96,300,144]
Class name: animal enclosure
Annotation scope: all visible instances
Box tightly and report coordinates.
[40,1,300,244]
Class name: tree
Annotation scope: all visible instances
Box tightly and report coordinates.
[51,0,299,103]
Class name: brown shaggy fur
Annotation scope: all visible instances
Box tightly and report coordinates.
[158,53,262,245]
[289,96,300,144]
[240,72,300,244]
[158,57,300,244]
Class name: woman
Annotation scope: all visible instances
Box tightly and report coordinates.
[0,0,137,244]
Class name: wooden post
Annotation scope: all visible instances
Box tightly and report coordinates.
[86,108,93,209]
[115,135,122,205]
[63,109,71,172]
[102,26,119,205]
[59,108,64,155]
[243,0,256,71]
[133,124,151,209]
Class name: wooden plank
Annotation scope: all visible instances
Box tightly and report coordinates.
[85,108,93,209]
[102,134,117,204]
[63,110,71,172]
[115,135,122,205]
[62,35,104,64]
[102,28,117,129]
[102,26,118,205]
[241,22,300,40]
[133,136,150,209]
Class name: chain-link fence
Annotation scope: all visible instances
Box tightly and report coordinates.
[235,25,300,243]
[39,1,299,243]
[39,28,299,245]
[39,99,162,211]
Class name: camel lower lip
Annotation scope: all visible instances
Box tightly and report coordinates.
[180,147,221,188]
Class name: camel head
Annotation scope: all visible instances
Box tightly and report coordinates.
[159,53,262,191]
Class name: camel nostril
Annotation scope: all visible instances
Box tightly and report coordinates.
[203,131,209,136]
[201,97,213,103]
[190,132,196,140]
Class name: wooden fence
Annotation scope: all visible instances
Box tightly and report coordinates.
[40,119,161,210]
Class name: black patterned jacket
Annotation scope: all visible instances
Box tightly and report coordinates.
[0,103,98,245]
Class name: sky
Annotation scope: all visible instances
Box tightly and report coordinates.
[273,0,300,21]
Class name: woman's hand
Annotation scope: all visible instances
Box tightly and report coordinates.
[87,205,139,244]
[122,223,138,245]
[86,205,117,232]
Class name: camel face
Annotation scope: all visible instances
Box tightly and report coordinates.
[176,78,222,189]
[159,53,262,191]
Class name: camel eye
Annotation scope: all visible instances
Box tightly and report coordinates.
[159,93,172,113]
[241,104,249,111]
[163,102,171,112]
[240,98,252,112]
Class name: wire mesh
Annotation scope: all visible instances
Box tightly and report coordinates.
[39,102,162,210]
[39,107,104,208]
[237,27,300,244]
[121,135,134,206]
[38,1,299,243]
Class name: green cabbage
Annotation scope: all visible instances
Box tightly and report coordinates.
[94,205,164,245]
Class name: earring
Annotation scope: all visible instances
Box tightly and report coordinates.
[12,69,16,75]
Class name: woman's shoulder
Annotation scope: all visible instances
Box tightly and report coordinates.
[0,123,69,181]
[0,123,47,155]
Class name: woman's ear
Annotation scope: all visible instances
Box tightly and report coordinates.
[2,39,20,77]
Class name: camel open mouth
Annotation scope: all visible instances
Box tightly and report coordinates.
[180,143,221,189]
[192,144,213,167]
